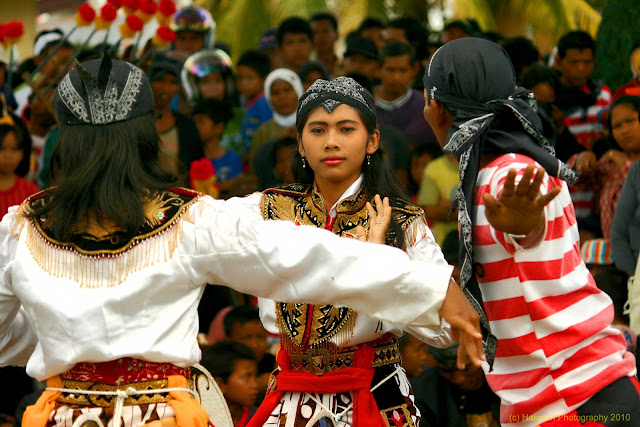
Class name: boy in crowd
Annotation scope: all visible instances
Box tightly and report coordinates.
[192,99,243,198]
[275,17,313,73]
[309,12,342,77]
[374,41,438,149]
[237,50,273,156]
[149,53,203,183]
[223,306,276,404]
[201,341,259,427]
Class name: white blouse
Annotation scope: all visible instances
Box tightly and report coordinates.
[249,178,453,348]
[0,194,453,381]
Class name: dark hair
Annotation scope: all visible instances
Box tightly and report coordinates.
[480,31,504,44]
[387,17,430,60]
[298,60,331,83]
[520,64,560,93]
[607,95,640,146]
[276,17,312,46]
[502,37,540,81]
[201,341,257,382]
[293,105,411,249]
[358,17,385,33]
[310,11,338,33]
[380,41,415,65]
[272,137,298,164]
[237,50,271,78]
[345,72,372,94]
[192,98,234,125]
[30,112,180,242]
[443,19,473,35]
[223,305,261,337]
[0,124,24,150]
[557,31,595,58]
[43,39,73,58]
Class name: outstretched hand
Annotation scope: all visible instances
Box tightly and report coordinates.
[439,280,485,369]
[356,194,391,244]
[483,164,560,240]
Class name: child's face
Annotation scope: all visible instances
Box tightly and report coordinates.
[150,74,179,110]
[174,31,205,55]
[278,33,312,71]
[611,103,640,154]
[400,334,429,379]
[193,114,223,142]
[228,320,268,360]
[0,131,23,175]
[236,65,264,100]
[198,72,226,101]
[269,80,298,116]
[222,359,259,407]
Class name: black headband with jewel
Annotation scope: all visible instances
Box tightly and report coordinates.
[54,54,154,126]
[296,77,376,128]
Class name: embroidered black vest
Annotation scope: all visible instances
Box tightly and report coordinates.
[260,183,425,351]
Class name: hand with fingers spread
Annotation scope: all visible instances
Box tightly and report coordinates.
[355,194,391,244]
[439,280,485,369]
[483,164,561,243]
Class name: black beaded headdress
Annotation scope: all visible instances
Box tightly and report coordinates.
[54,55,154,126]
[296,76,376,128]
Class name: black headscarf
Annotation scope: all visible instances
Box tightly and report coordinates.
[423,38,578,367]
[296,76,376,128]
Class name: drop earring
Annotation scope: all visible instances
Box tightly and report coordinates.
[366,155,371,166]
[302,157,306,168]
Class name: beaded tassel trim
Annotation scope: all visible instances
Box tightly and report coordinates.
[17,191,200,288]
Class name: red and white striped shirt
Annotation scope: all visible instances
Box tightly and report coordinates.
[473,154,636,427]
[563,83,612,150]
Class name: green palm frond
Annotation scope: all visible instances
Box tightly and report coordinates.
[446,0,498,31]
[215,0,273,63]
[334,0,387,37]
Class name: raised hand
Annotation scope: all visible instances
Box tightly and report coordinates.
[482,164,560,241]
[356,194,391,244]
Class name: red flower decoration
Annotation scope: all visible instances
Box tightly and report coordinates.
[0,23,5,47]
[107,0,123,8]
[156,25,175,42]
[158,0,176,16]
[100,4,118,22]
[152,25,175,48]
[122,0,140,12]
[1,21,24,46]
[2,21,24,39]
[190,158,215,181]
[78,3,96,23]
[139,0,157,15]
[125,14,144,32]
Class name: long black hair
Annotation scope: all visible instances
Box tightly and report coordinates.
[293,106,411,248]
[29,112,180,242]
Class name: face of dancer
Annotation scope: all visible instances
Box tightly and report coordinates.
[298,103,379,193]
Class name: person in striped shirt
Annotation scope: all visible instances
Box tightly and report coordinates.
[422,37,639,427]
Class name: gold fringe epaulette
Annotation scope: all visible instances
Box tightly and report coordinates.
[19,188,200,288]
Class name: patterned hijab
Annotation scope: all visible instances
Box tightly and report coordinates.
[423,38,578,367]
[296,76,376,127]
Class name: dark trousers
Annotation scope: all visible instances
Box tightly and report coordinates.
[576,375,640,426]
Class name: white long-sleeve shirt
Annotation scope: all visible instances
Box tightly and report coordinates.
[247,177,454,348]
[0,193,453,381]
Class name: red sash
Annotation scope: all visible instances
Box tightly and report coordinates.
[247,346,386,427]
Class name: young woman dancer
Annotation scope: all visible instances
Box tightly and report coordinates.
[245,77,478,427]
